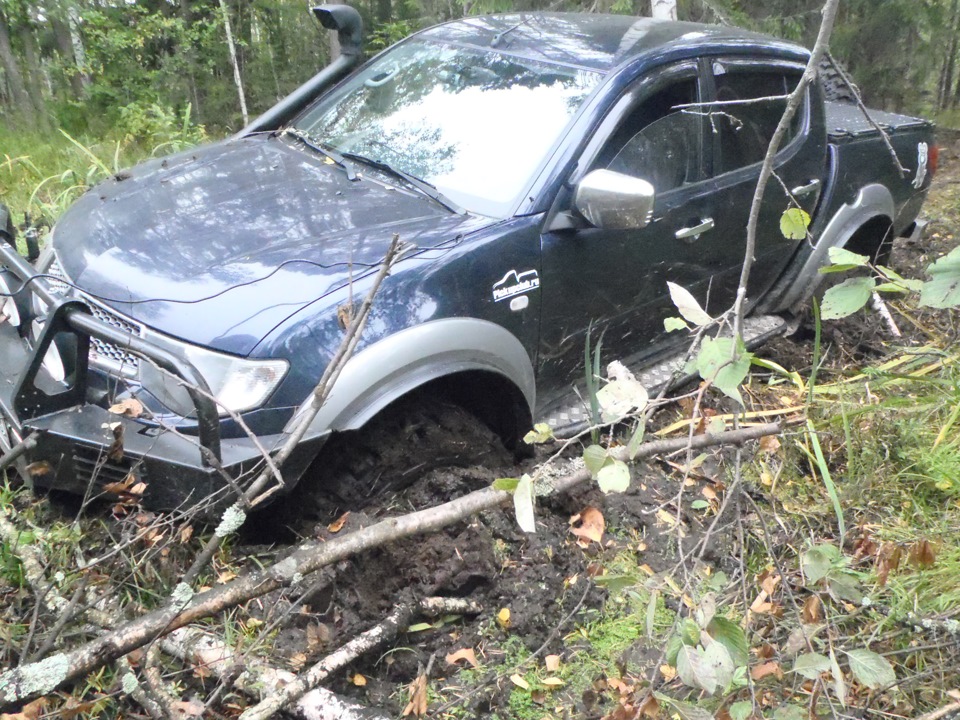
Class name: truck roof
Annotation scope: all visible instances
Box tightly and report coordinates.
[418,13,810,72]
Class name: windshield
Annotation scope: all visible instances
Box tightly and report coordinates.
[294,40,601,217]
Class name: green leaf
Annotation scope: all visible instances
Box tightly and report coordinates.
[583,445,607,476]
[793,652,832,680]
[920,245,960,308]
[664,316,690,332]
[407,622,434,632]
[828,246,870,267]
[513,474,536,534]
[827,573,863,604]
[780,207,812,240]
[677,645,718,695]
[773,705,807,720]
[691,499,710,510]
[668,282,712,327]
[696,336,752,405]
[627,421,646,460]
[802,544,839,585]
[729,700,754,720]
[654,694,715,720]
[873,282,911,294]
[523,423,554,445]
[493,478,519,492]
[680,618,701,647]
[830,649,847,707]
[596,459,630,494]
[707,616,749,667]
[703,641,735,692]
[846,649,896,689]
[593,574,638,594]
[821,276,876,319]
[665,634,683,666]
[819,263,867,274]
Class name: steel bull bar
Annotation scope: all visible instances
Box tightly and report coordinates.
[0,233,228,505]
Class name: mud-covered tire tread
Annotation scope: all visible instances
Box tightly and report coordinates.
[819,56,858,104]
[293,395,510,516]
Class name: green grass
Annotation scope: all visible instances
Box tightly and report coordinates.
[1,109,207,231]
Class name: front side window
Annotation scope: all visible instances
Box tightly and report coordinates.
[711,67,805,175]
[295,41,601,217]
[593,78,702,195]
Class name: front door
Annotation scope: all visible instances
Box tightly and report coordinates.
[538,64,720,403]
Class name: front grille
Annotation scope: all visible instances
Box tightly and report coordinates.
[72,443,146,487]
[85,301,144,373]
[45,256,71,296]
[47,256,144,374]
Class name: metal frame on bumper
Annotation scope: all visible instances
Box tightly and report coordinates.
[0,237,316,510]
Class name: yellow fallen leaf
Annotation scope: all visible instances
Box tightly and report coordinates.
[445,647,479,668]
[402,673,428,717]
[352,673,367,687]
[327,512,350,533]
[497,607,511,629]
[660,664,677,681]
[656,509,678,527]
[542,677,564,687]
[509,674,530,690]
[545,654,561,672]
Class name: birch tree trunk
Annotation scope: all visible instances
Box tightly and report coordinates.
[650,0,677,21]
[218,0,249,126]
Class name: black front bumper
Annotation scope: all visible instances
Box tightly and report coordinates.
[0,240,321,510]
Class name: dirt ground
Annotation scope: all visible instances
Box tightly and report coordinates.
[211,144,960,718]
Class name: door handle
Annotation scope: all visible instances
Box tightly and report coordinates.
[791,179,821,197]
[675,218,715,240]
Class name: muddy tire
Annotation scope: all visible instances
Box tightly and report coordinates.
[290,394,512,517]
[819,56,858,104]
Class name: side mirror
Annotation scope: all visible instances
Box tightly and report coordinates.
[574,169,655,230]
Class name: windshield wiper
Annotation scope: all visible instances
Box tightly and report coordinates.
[282,128,358,181]
[340,151,466,215]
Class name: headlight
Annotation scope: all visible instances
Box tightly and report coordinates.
[0,272,20,327]
[139,343,288,416]
[184,348,289,414]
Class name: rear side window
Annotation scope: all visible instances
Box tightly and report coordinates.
[712,67,804,175]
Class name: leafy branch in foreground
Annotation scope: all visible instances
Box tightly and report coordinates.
[819,244,960,319]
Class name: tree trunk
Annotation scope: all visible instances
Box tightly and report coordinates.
[942,0,960,110]
[50,15,85,98]
[0,9,36,125]
[650,0,677,20]
[18,22,50,129]
[218,0,249,126]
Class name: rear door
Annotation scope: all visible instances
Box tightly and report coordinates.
[700,58,828,306]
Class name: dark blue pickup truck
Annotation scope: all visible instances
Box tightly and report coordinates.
[0,8,936,510]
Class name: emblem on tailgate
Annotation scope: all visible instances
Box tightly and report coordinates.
[913,142,929,189]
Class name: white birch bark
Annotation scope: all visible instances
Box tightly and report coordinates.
[218,0,249,125]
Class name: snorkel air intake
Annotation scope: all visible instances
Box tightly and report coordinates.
[239,4,363,135]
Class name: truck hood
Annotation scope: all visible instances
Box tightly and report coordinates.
[52,136,480,356]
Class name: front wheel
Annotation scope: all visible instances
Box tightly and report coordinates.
[287,394,513,520]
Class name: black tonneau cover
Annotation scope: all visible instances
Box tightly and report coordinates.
[826,101,932,141]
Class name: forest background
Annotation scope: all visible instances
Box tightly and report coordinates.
[2,0,960,206]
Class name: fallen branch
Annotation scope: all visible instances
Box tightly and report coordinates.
[0,423,780,706]
[241,596,474,720]
[162,628,390,720]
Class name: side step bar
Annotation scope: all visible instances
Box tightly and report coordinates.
[539,314,789,438]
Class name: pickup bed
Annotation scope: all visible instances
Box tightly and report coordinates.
[0,9,936,510]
